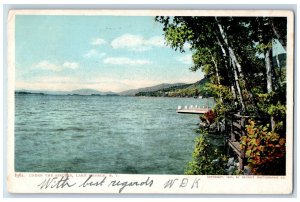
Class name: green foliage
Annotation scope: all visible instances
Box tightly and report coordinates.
[135,78,212,97]
[256,92,286,130]
[156,16,288,175]
[204,83,237,121]
[268,103,286,120]
[165,23,194,52]
[156,16,287,112]
[185,132,228,175]
[240,120,286,175]
[255,41,273,53]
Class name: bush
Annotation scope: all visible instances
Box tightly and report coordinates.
[240,120,286,175]
[185,133,227,175]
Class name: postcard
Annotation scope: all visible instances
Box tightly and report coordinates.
[7,9,294,194]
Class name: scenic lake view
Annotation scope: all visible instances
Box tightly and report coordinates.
[15,94,214,174]
[8,9,293,195]
[14,14,288,177]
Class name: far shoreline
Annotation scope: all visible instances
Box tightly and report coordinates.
[15,91,214,100]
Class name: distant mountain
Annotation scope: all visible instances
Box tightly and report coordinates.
[15,89,70,95]
[186,77,209,89]
[15,89,118,96]
[15,80,209,97]
[69,89,103,95]
[119,83,187,96]
[135,78,211,98]
[15,91,45,95]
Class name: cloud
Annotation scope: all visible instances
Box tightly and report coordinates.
[76,77,165,92]
[36,76,80,83]
[15,77,159,93]
[111,34,165,51]
[84,49,106,58]
[103,57,151,66]
[176,54,193,65]
[34,60,79,71]
[16,76,81,91]
[111,34,143,50]
[62,62,79,69]
[35,61,61,71]
[16,75,201,93]
[91,38,106,46]
[146,36,165,47]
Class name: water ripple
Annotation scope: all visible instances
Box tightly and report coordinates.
[15,95,214,174]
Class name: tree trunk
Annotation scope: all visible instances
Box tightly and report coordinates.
[264,45,276,130]
[215,18,246,112]
[231,57,246,112]
[269,18,286,51]
[216,37,240,103]
[210,53,223,101]
[209,51,223,102]
[276,54,282,84]
[216,37,238,101]
[265,47,273,93]
[211,55,221,86]
[228,47,245,79]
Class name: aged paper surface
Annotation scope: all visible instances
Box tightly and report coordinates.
[7,9,294,194]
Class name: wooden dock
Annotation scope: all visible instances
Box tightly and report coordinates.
[176,105,211,114]
[177,108,210,114]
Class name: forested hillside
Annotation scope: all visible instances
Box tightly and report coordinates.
[135,78,211,97]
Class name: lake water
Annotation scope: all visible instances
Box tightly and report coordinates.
[15,94,214,174]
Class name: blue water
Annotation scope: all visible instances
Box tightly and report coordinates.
[15,94,214,174]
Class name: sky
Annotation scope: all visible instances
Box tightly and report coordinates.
[15,15,202,92]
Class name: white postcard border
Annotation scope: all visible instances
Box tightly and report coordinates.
[7,9,294,194]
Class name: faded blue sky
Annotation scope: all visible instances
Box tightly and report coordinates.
[15,15,202,92]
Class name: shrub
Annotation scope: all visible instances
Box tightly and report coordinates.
[185,133,227,175]
[203,110,216,124]
[240,120,286,175]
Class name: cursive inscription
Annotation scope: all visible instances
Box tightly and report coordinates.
[78,175,106,187]
[36,175,153,193]
[37,176,76,189]
[108,177,153,193]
